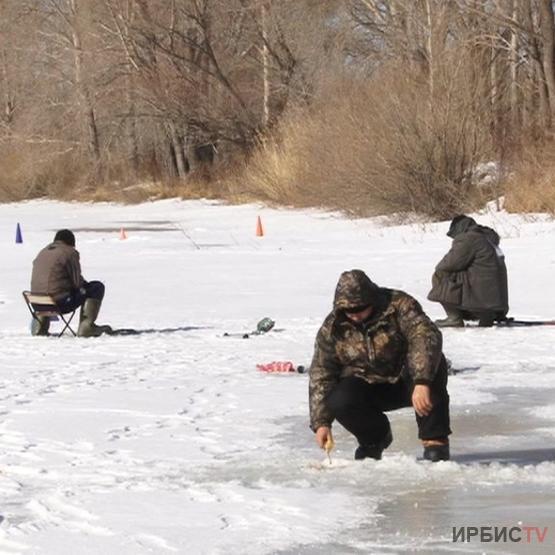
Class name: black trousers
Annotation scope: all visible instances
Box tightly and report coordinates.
[56,281,105,314]
[326,361,451,445]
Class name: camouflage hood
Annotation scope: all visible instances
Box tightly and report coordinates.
[333,270,382,312]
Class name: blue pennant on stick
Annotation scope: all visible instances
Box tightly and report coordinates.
[15,223,23,244]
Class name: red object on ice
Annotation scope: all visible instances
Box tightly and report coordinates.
[256,361,296,373]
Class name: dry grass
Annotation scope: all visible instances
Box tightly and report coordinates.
[0,145,100,202]
[0,148,28,201]
[87,174,232,204]
[2,52,553,218]
[0,142,235,204]
[239,55,495,219]
[504,146,555,214]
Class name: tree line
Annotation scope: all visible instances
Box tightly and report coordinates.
[1,1,554,215]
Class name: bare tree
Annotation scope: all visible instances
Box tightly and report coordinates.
[538,0,555,126]
[1,0,553,206]
[0,3,23,133]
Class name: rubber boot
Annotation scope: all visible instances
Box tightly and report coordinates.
[422,438,450,462]
[31,316,50,336]
[77,298,112,337]
[354,429,393,461]
[478,312,495,327]
[435,307,464,328]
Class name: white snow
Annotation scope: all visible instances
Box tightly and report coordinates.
[1,199,554,553]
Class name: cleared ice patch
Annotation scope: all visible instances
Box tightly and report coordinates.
[449,387,497,406]
[1,200,555,553]
[528,405,555,421]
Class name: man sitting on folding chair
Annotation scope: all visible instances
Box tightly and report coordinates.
[30,229,112,337]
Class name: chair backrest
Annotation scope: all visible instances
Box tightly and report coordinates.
[22,291,60,317]
[23,290,77,337]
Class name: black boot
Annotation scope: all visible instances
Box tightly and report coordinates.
[478,313,495,327]
[422,439,450,462]
[354,429,393,461]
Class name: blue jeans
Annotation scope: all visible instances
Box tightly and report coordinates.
[56,281,105,314]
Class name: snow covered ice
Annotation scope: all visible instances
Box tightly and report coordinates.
[1,199,554,554]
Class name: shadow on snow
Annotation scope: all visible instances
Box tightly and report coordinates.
[452,447,555,466]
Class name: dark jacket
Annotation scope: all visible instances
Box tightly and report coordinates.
[427,216,509,315]
[309,270,445,431]
[31,241,84,301]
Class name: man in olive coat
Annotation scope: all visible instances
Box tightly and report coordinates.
[309,270,451,462]
[428,215,509,327]
[31,229,111,337]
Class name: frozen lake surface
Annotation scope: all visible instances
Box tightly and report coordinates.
[1,199,554,554]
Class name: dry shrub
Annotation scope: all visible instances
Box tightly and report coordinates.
[140,174,231,203]
[242,54,494,219]
[236,123,318,205]
[87,165,234,204]
[0,147,30,201]
[0,135,236,204]
[0,142,102,201]
[504,145,555,214]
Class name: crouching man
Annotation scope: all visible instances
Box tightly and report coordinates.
[309,270,451,462]
[428,215,509,328]
[30,229,112,337]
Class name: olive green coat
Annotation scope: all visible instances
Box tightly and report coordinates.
[428,217,509,315]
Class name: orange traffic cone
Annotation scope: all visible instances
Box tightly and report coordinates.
[256,216,264,237]
[119,227,127,240]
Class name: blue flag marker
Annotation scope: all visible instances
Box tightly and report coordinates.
[16,223,23,244]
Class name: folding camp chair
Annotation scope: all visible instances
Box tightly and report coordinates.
[22,291,77,337]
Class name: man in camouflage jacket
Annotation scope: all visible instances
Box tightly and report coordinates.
[309,269,451,461]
